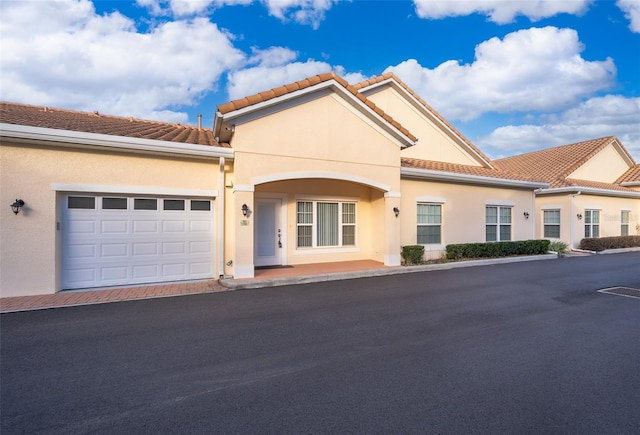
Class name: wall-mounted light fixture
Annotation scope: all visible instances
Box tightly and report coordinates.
[11,199,25,215]
[577,213,583,220]
[393,207,400,218]
[523,211,530,219]
[241,203,250,217]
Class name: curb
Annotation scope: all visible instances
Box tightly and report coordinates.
[220,253,558,290]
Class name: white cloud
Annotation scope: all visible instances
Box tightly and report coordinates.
[263,0,339,29]
[617,0,640,32]
[413,0,592,24]
[137,0,338,27]
[479,95,640,161]
[137,0,252,16]
[385,27,616,121]
[227,58,333,99]
[0,0,245,122]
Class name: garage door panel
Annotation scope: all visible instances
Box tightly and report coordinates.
[68,220,97,234]
[66,268,96,284]
[67,244,97,259]
[101,266,128,281]
[101,243,128,257]
[62,194,215,289]
[190,220,212,232]
[163,242,185,255]
[101,220,129,234]
[190,241,211,254]
[133,220,159,233]
[132,242,158,256]
[162,263,186,277]
[132,264,159,279]
[162,221,186,233]
[190,262,212,274]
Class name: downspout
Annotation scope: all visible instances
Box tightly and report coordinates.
[570,191,581,249]
[218,157,226,278]
[532,189,537,239]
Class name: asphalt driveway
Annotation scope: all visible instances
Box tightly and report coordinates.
[2,252,639,434]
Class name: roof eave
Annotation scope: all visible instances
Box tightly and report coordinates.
[536,186,640,198]
[400,167,548,189]
[0,123,234,160]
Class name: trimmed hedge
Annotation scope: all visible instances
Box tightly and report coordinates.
[579,235,640,252]
[402,245,425,265]
[445,239,550,260]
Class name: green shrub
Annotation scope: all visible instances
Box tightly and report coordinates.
[579,235,640,252]
[402,245,425,265]
[445,239,550,260]
[548,240,569,254]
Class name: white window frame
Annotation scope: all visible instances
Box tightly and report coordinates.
[543,209,561,239]
[486,206,512,242]
[296,199,357,249]
[584,209,600,238]
[417,203,442,245]
[621,210,630,236]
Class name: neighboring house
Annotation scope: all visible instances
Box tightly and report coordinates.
[495,137,640,249]
[5,71,631,298]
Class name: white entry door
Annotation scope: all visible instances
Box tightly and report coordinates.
[254,198,282,266]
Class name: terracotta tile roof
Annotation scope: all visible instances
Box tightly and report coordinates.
[354,73,494,168]
[616,164,640,184]
[217,72,417,143]
[0,102,225,147]
[494,136,621,187]
[562,178,640,192]
[401,158,546,183]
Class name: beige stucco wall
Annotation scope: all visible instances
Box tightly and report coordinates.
[364,86,482,166]
[400,179,536,259]
[536,192,640,249]
[569,144,630,183]
[0,142,220,297]
[226,91,404,277]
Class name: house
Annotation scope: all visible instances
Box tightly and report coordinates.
[7,71,620,299]
[496,137,640,249]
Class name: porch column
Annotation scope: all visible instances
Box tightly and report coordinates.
[232,185,255,278]
[384,191,402,266]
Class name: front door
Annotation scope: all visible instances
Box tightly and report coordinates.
[254,198,282,266]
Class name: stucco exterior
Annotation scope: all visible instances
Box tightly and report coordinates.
[1,140,223,297]
[2,72,638,298]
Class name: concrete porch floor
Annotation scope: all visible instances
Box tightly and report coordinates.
[0,260,391,313]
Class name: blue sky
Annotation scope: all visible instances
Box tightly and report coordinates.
[1,0,639,160]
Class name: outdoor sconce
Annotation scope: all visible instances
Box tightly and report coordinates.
[523,212,530,219]
[241,203,250,217]
[11,199,25,215]
[393,207,400,218]
[577,213,583,220]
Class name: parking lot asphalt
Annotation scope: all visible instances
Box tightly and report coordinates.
[1,252,639,434]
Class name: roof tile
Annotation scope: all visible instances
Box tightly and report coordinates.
[0,102,226,147]
[401,158,545,183]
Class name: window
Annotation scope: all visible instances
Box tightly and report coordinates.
[102,197,127,210]
[134,198,157,210]
[543,209,561,238]
[68,196,95,209]
[191,200,211,211]
[163,199,185,211]
[296,200,356,248]
[417,203,442,244]
[621,210,630,236]
[486,206,511,241]
[584,209,600,238]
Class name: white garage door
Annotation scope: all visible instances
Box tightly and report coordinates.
[62,194,215,290]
